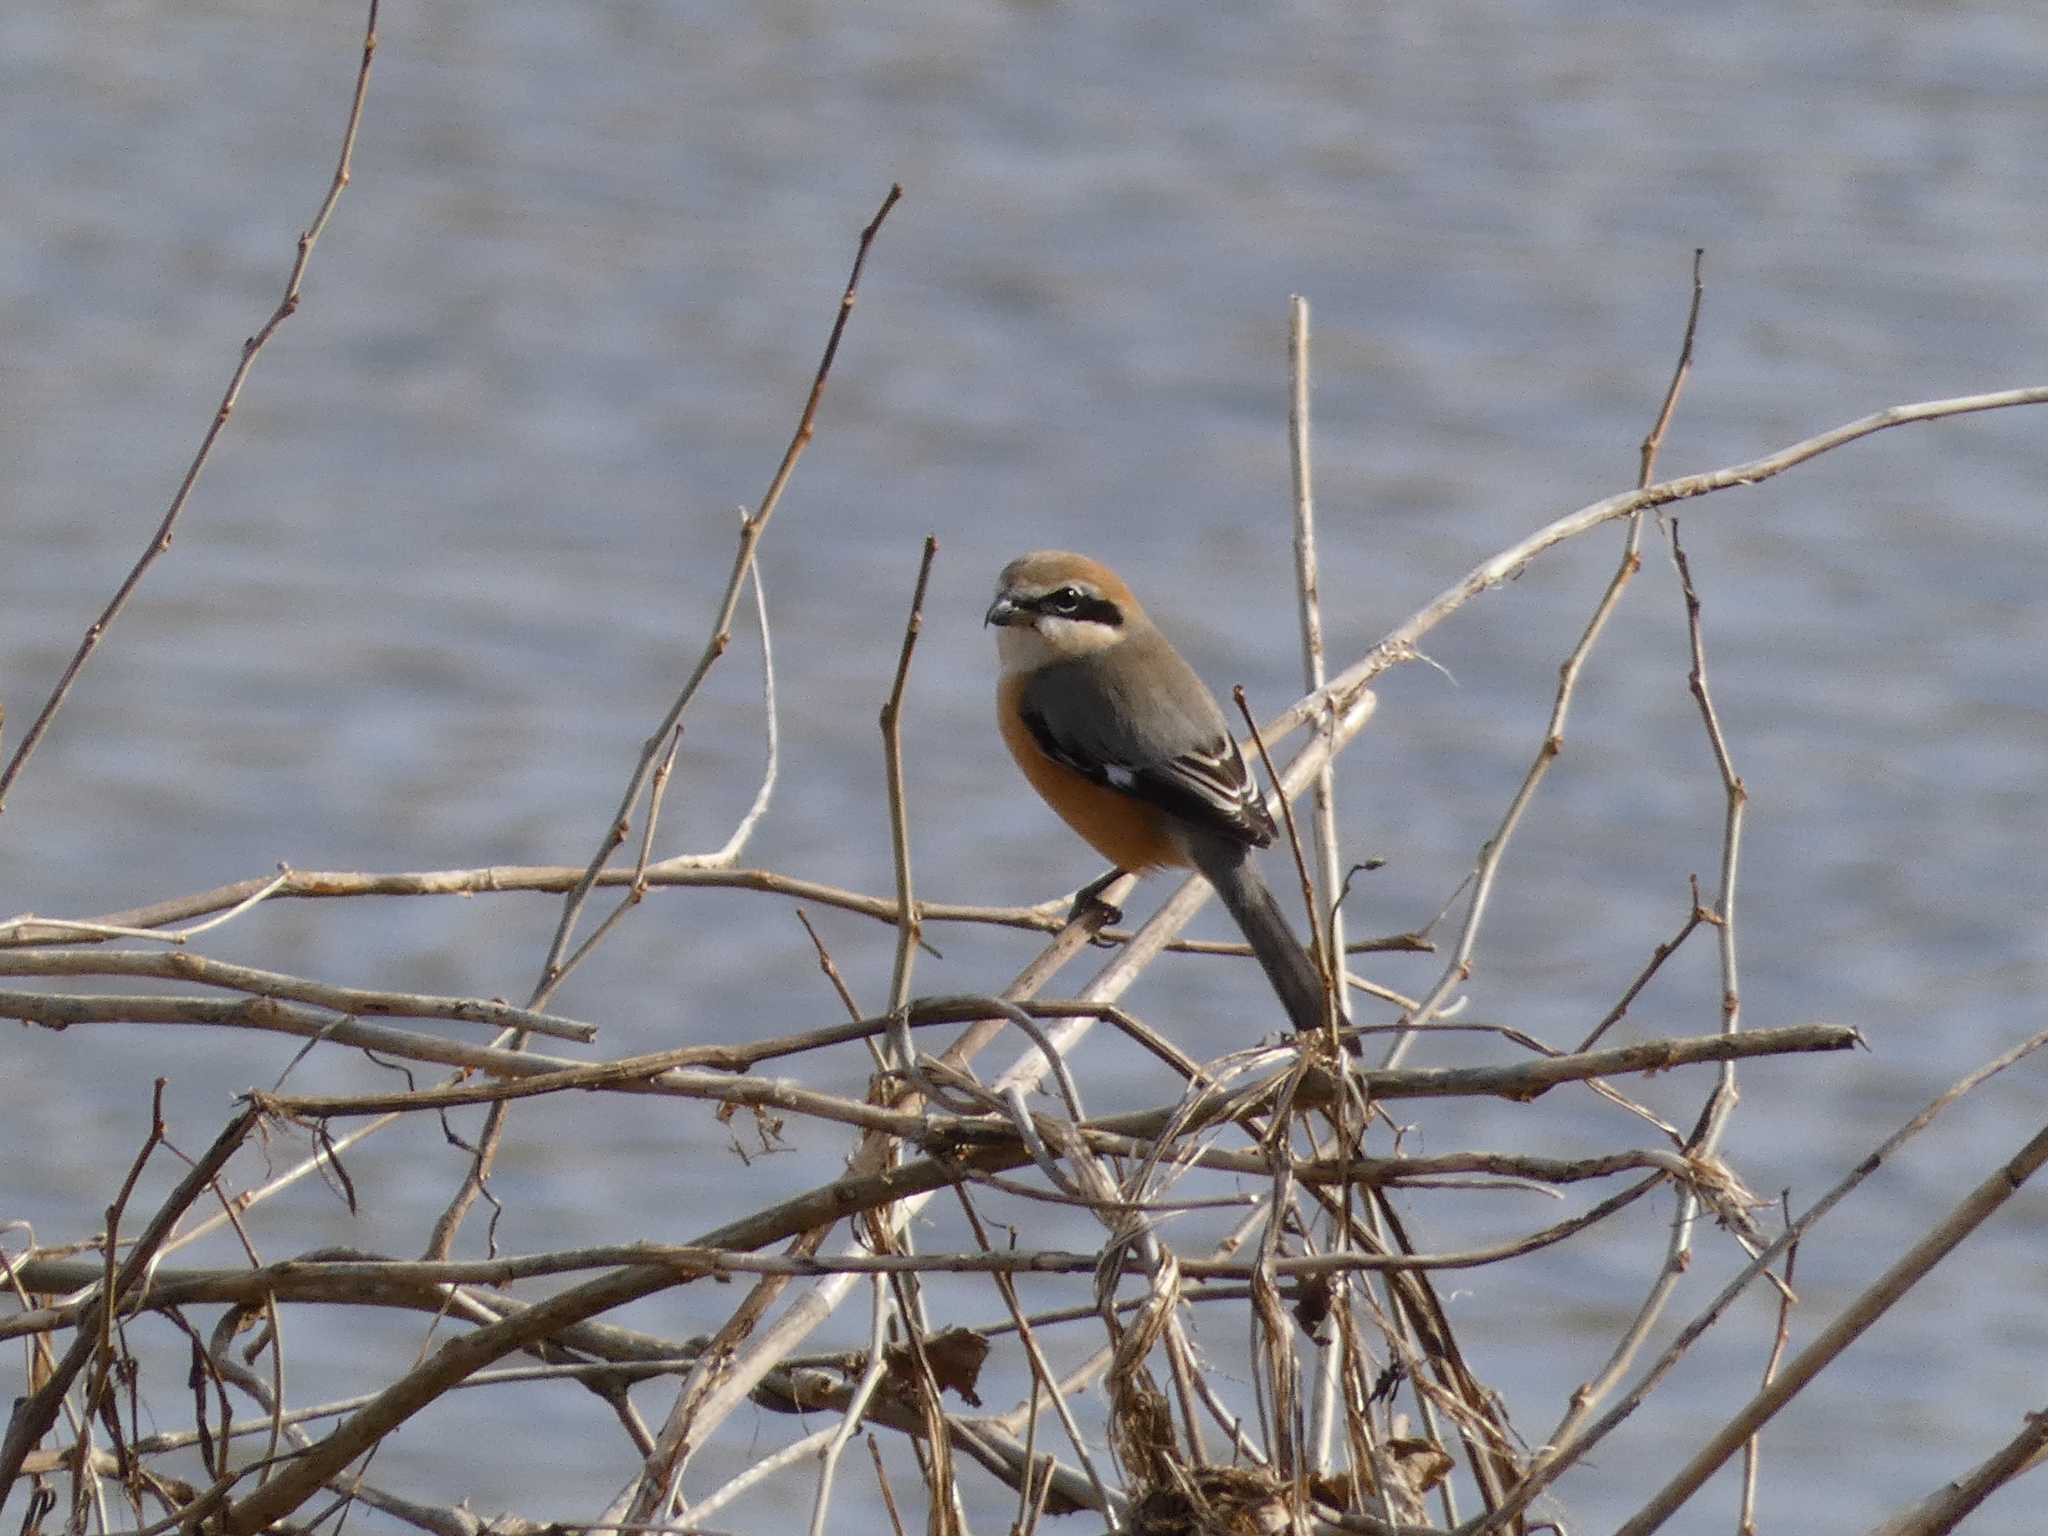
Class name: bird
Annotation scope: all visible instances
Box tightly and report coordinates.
[985,550,1342,1042]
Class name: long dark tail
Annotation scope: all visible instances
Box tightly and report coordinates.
[1194,844,1344,1041]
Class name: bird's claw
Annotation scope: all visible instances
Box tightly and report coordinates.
[1067,871,1125,942]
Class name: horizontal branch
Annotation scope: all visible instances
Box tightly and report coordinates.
[0,1188,1690,1339]
[1,1146,1707,1344]
[11,977,1853,1161]
[0,860,1426,958]
[2,990,595,1076]
[247,1018,1855,1129]
[8,1243,1481,1298]
[1345,1020,1860,1102]
[0,950,597,1043]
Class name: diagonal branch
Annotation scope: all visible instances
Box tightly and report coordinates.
[0,0,382,816]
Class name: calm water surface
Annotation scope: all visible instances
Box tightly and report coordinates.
[4,3,2046,1530]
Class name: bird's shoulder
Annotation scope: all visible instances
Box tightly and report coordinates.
[1015,655,1274,849]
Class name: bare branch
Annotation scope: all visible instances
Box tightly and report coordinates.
[0,1,381,816]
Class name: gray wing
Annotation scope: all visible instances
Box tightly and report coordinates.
[1018,652,1275,850]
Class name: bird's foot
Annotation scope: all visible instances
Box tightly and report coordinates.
[1067,870,1126,943]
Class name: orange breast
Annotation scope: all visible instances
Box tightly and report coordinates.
[997,674,1189,873]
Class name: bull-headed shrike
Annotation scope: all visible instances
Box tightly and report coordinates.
[986,550,1340,1040]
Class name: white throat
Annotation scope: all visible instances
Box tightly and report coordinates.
[995,622,1056,676]
[995,614,1123,675]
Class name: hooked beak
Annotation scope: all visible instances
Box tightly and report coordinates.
[984,593,1023,628]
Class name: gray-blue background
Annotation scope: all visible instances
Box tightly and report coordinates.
[4,3,2045,1530]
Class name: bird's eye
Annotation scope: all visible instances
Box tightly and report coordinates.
[1045,587,1083,615]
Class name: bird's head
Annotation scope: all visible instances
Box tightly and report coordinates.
[985,551,1142,672]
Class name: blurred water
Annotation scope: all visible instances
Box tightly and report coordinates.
[3,2,2046,1530]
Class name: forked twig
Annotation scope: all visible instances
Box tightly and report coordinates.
[0,1107,261,1489]
[535,182,902,1008]
[1524,260,1723,1467]
[422,184,902,1262]
[1374,239,1706,1069]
